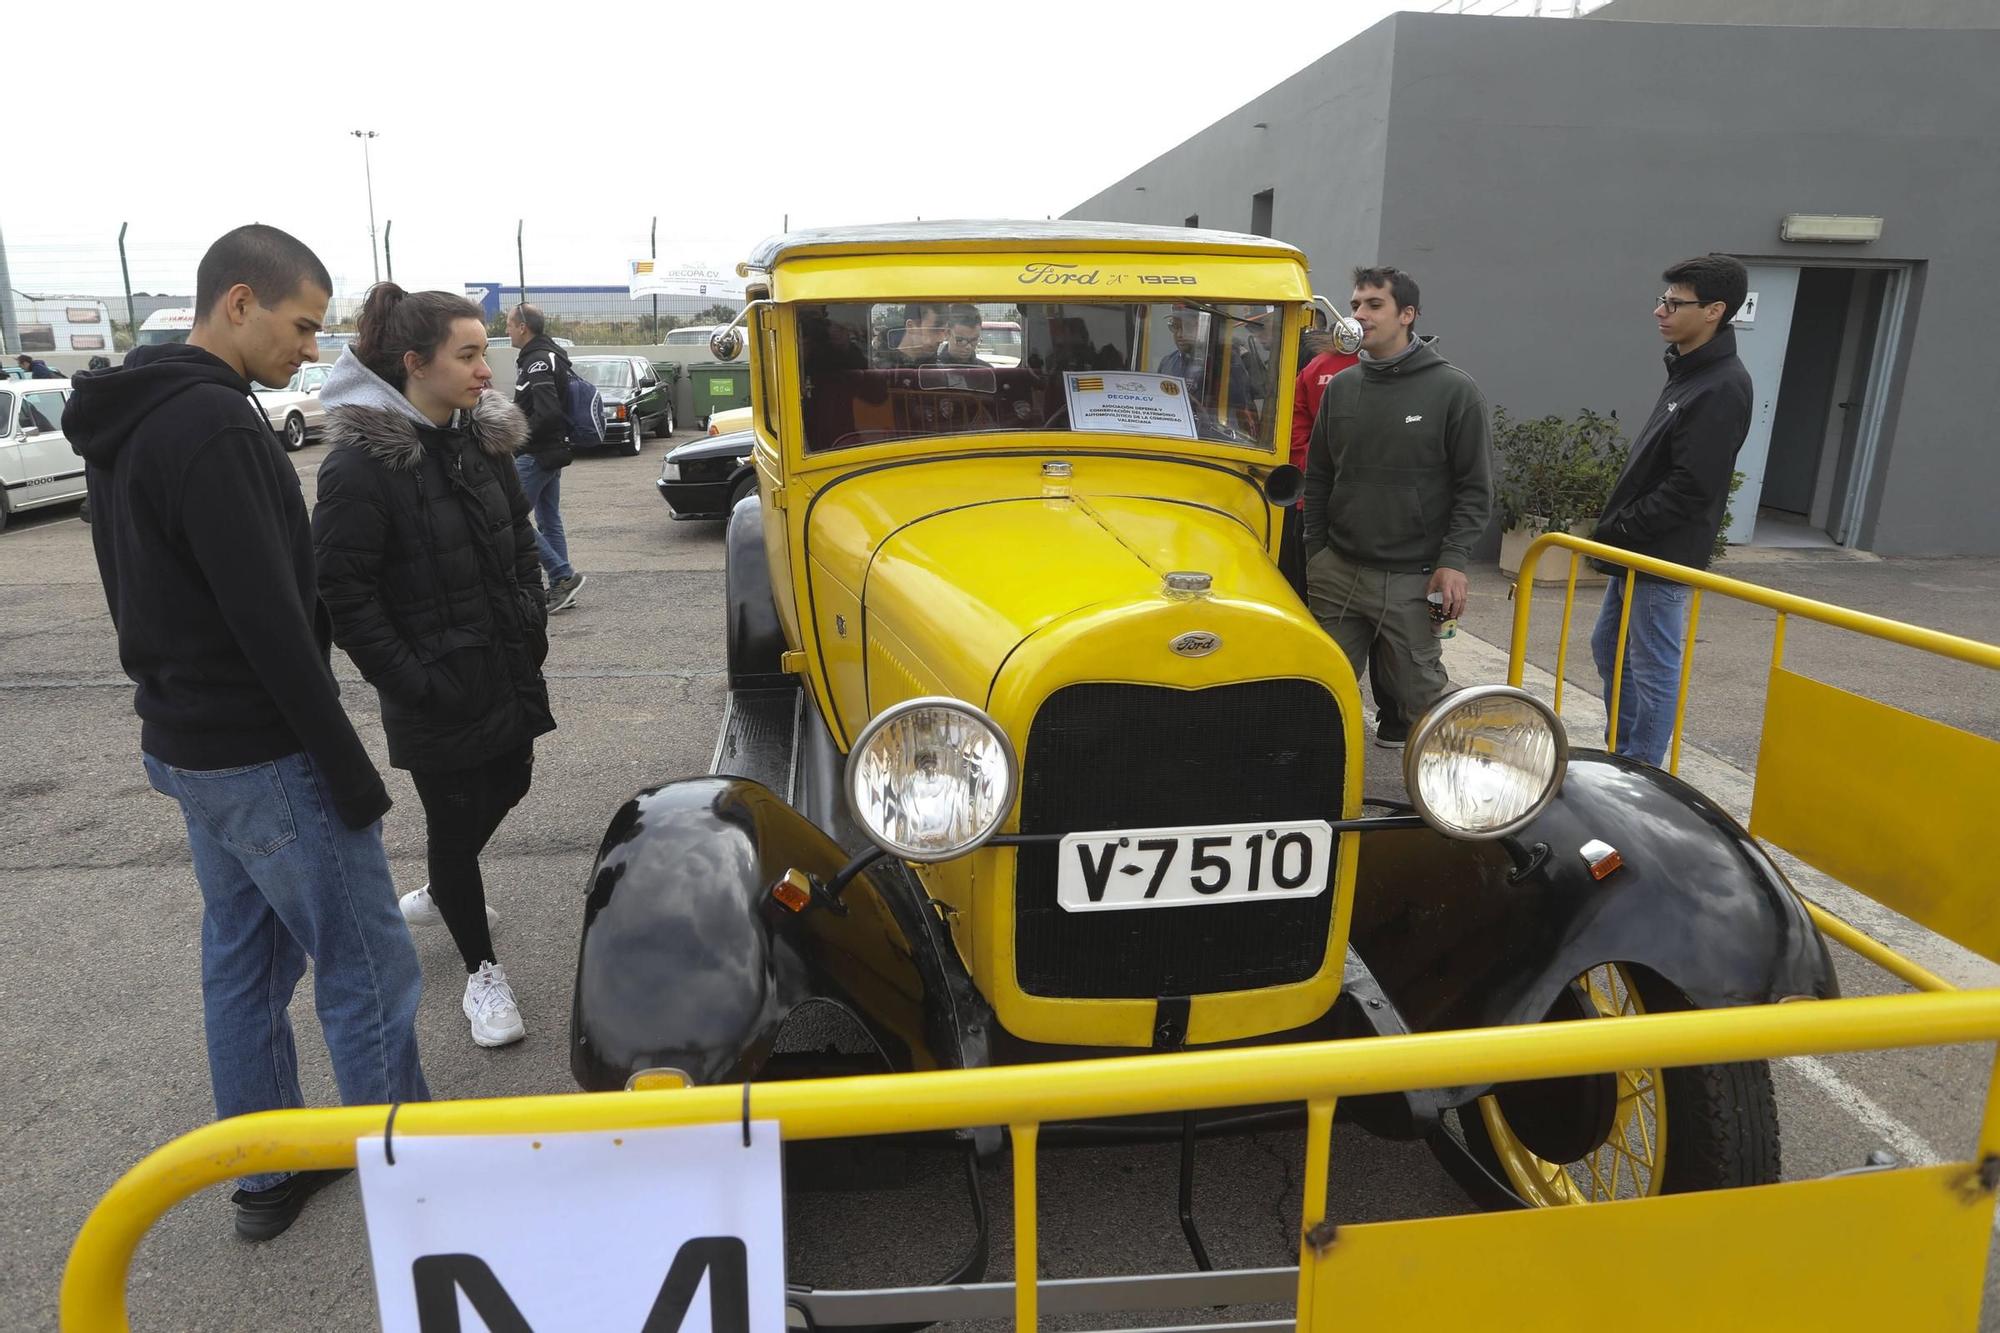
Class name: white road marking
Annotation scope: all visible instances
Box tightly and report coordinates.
[1783,1055,1942,1166]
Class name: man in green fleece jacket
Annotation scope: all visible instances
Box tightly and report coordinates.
[1302,266,1492,747]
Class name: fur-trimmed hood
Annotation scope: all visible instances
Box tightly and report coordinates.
[320,347,529,471]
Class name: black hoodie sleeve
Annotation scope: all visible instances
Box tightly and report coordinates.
[1600,378,1751,548]
[180,431,391,828]
[312,448,434,707]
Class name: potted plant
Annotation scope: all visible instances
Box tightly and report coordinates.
[1491,406,1625,585]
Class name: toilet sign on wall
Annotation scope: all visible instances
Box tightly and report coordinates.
[1733,291,1759,325]
[359,1121,785,1333]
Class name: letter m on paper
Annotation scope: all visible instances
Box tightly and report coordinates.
[412,1237,751,1333]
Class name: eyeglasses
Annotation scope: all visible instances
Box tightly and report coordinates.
[1656,294,1716,314]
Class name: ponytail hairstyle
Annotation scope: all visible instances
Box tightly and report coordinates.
[353,283,485,391]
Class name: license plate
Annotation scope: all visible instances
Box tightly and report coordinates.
[1055,819,1333,913]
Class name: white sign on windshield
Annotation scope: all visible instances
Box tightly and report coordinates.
[1064,372,1197,440]
[359,1121,786,1333]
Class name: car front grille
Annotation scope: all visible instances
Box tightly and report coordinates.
[1014,680,1346,1000]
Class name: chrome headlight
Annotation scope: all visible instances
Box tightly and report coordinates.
[1404,685,1567,840]
[662,460,681,481]
[845,697,1018,862]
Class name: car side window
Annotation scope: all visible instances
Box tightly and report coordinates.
[22,391,65,433]
[0,390,13,432]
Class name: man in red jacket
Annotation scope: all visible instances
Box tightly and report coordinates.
[1289,333,1413,738]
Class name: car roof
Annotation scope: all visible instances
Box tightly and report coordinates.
[743,220,1304,272]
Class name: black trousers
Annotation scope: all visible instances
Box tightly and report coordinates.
[1286,509,1404,729]
[409,743,534,972]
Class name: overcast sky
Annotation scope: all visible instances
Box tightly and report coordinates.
[8,0,1437,303]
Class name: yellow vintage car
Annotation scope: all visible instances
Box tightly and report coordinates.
[568,222,1835,1240]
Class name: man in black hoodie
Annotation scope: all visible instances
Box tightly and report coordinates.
[64,224,428,1243]
[508,303,586,611]
[1587,254,1753,767]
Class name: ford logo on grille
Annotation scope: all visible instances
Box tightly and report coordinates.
[1170,631,1221,658]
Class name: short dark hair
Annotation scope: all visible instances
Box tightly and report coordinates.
[1351,265,1420,322]
[512,303,546,337]
[14,354,28,366]
[1662,254,1749,324]
[193,224,331,324]
[903,303,944,326]
[355,284,485,391]
[945,304,982,330]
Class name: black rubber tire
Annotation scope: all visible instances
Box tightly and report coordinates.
[1451,967,1780,1205]
[627,414,644,457]
[0,494,10,533]
[283,413,306,451]
[728,472,757,514]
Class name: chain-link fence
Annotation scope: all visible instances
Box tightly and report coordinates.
[0,224,747,357]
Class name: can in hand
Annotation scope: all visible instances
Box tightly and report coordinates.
[1427,591,1457,640]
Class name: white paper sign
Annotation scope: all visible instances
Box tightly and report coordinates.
[1733,291,1759,325]
[358,1121,785,1333]
[1063,372,1197,439]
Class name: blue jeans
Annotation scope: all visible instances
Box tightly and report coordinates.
[1590,578,1694,767]
[514,454,574,583]
[143,751,429,1191]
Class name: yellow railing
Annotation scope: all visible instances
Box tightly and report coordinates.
[64,990,2000,1331]
[1507,532,2000,991]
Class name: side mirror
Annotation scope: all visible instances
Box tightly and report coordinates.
[710,329,743,361]
[1310,296,1365,355]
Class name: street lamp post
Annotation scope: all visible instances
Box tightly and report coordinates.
[351,130,380,284]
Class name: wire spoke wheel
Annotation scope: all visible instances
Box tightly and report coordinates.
[1475,964,1663,1205]
[1450,962,1780,1208]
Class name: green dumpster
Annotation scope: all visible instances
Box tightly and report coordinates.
[687,362,752,429]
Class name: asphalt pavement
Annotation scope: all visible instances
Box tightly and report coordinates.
[1,436,1994,1331]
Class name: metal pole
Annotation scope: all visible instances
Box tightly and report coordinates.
[0,219,16,355]
[118,222,137,355]
[384,220,393,284]
[351,130,380,283]
[650,215,658,343]
[517,221,527,307]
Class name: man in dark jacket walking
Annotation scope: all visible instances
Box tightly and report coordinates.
[1588,254,1753,767]
[508,303,585,611]
[62,224,427,1243]
[1303,266,1492,748]
[17,353,62,378]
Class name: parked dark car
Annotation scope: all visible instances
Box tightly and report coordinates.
[657,429,754,519]
[573,355,674,456]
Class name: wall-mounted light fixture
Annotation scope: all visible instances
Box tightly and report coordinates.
[1780,214,1883,244]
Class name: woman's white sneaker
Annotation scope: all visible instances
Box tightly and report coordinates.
[462,961,525,1047]
[399,885,498,927]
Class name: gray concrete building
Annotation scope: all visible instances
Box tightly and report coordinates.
[1067,2,2000,556]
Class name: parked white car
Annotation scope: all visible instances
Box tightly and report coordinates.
[0,380,86,531]
[255,362,332,450]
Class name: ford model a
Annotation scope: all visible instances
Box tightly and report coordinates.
[568,221,1836,1224]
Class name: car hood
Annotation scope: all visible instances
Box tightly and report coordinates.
[665,431,754,464]
[800,452,1311,716]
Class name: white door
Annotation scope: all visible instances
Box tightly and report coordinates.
[1722,265,1800,545]
[16,388,85,507]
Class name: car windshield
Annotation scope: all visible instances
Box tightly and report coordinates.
[574,360,634,390]
[797,300,1282,453]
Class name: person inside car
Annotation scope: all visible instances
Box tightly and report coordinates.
[936,305,992,367]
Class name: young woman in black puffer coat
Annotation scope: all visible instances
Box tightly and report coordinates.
[312,285,556,1049]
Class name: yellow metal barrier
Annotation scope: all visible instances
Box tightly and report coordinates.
[1507,532,2000,978]
[64,990,2000,1331]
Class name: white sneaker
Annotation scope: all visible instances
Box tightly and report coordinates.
[399,885,498,928]
[462,961,525,1047]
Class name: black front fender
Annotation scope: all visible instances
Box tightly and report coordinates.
[1350,751,1837,1097]
[570,776,992,1091]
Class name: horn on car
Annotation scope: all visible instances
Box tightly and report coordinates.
[1262,464,1304,507]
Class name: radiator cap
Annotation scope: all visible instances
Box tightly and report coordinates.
[1164,571,1212,599]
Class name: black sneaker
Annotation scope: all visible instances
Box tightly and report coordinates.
[548,573,587,613]
[232,1167,351,1243]
[1373,716,1409,750]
